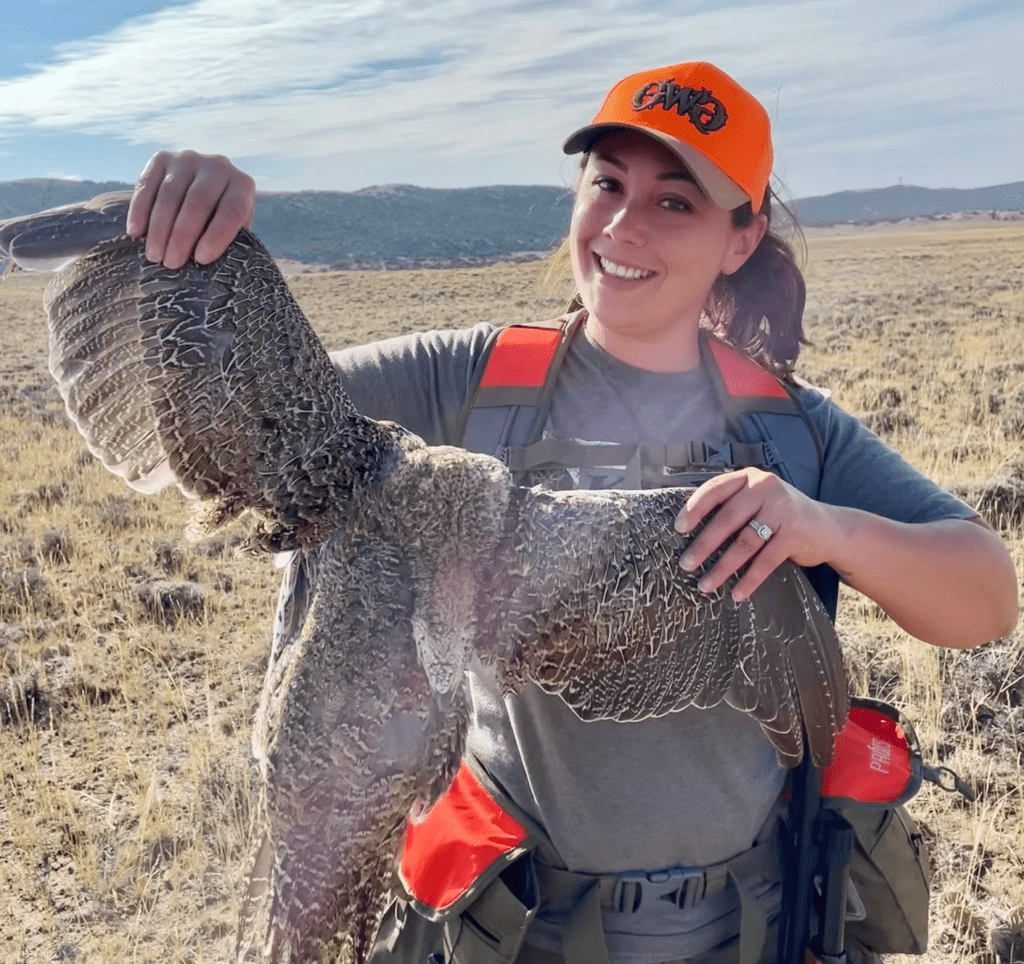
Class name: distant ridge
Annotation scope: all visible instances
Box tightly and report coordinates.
[0,179,572,268]
[792,182,1023,225]
[0,178,136,219]
[250,184,574,266]
[1,178,1020,268]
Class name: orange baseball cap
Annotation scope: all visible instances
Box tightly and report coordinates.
[563,62,773,212]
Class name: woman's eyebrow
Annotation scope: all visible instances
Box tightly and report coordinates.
[591,149,627,171]
[591,149,696,184]
[657,170,697,184]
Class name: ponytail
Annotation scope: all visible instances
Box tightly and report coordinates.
[703,190,807,377]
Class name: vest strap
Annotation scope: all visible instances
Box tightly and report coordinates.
[504,439,778,474]
[532,825,781,964]
[562,882,612,964]
[732,868,770,964]
[533,832,780,917]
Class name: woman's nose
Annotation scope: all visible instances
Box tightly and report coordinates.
[604,202,645,244]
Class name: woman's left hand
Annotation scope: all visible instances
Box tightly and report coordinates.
[675,468,839,601]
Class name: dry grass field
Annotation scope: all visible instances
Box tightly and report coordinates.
[1,220,1022,964]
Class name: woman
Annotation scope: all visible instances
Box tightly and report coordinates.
[127,62,1015,964]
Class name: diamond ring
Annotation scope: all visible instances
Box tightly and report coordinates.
[748,519,773,541]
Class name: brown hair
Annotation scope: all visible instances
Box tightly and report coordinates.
[705,189,807,376]
[543,179,808,377]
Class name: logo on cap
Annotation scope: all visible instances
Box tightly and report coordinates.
[630,80,727,135]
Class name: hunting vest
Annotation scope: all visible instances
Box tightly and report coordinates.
[383,318,948,964]
[382,314,838,964]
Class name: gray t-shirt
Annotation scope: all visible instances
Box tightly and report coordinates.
[331,322,976,962]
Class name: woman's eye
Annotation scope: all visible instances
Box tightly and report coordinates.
[593,176,620,193]
[660,196,692,212]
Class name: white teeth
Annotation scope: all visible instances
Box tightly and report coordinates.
[599,256,653,280]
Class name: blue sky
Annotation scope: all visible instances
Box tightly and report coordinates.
[0,0,1021,199]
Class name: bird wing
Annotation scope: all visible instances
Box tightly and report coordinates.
[0,192,396,547]
[498,485,848,768]
[0,191,139,272]
[245,529,465,964]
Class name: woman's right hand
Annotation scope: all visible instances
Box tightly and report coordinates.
[126,150,256,269]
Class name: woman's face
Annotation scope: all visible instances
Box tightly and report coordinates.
[569,130,766,350]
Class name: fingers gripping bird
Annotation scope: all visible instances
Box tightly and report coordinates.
[0,193,848,964]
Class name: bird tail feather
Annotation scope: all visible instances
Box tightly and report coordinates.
[236,830,275,964]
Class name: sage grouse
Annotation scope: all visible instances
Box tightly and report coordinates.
[0,192,848,964]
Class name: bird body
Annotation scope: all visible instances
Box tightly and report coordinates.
[0,193,848,964]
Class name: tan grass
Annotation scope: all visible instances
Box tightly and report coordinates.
[1,221,1022,963]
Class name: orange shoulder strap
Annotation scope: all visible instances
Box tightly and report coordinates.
[479,325,563,390]
[457,314,581,454]
[470,316,576,410]
[703,334,790,401]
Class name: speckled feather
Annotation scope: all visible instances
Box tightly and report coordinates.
[1,194,849,964]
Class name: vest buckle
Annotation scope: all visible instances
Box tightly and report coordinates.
[655,866,707,910]
[609,865,707,913]
[686,440,715,467]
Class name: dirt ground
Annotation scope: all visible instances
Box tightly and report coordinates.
[0,219,1022,963]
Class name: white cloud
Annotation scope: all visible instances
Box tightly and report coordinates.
[0,0,1020,193]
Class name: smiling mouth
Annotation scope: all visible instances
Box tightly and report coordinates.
[597,255,655,280]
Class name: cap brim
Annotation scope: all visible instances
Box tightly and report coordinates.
[563,123,750,211]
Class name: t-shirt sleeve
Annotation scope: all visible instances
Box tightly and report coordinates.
[796,385,978,524]
[327,323,495,445]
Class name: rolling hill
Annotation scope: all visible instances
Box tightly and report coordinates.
[1,177,1020,267]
